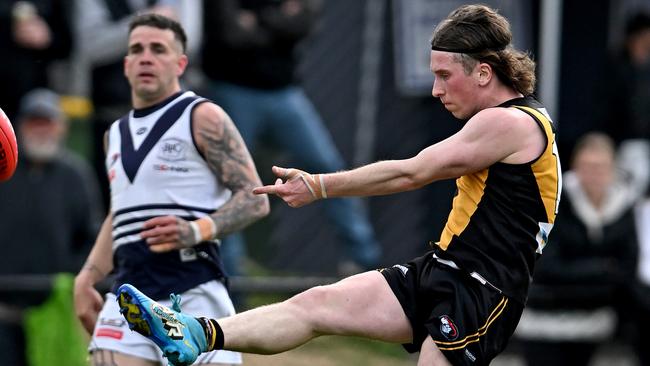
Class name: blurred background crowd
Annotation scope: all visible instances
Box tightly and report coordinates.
[1,0,650,365]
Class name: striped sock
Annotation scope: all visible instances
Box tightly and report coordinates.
[198,317,225,351]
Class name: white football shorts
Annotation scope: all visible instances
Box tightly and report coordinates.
[89,280,242,364]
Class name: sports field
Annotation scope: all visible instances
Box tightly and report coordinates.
[243,336,415,366]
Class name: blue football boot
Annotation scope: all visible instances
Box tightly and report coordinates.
[117,284,208,366]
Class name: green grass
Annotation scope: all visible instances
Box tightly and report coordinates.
[307,335,410,360]
[243,336,414,366]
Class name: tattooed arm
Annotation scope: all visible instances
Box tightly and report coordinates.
[142,102,269,251]
[193,102,270,235]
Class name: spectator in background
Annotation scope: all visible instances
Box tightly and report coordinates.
[0,0,73,120]
[603,11,650,197]
[604,11,650,144]
[202,0,381,278]
[0,88,102,366]
[73,0,202,208]
[610,20,650,356]
[516,132,639,366]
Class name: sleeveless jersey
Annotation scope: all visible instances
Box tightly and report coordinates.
[433,96,562,304]
[106,91,231,300]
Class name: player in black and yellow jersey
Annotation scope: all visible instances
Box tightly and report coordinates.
[116,4,561,366]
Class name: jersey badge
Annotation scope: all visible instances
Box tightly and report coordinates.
[158,138,188,162]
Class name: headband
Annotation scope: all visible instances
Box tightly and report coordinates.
[431,44,507,53]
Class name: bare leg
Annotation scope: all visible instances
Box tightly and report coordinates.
[219,271,412,354]
[417,336,452,366]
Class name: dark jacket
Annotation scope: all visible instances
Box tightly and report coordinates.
[0,0,73,120]
[202,0,318,89]
[528,171,639,310]
[0,151,102,306]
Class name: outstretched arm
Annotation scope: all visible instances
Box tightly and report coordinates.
[254,107,545,207]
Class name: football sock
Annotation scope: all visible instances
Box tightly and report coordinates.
[198,317,224,351]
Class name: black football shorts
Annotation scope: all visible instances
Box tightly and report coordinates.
[380,251,524,366]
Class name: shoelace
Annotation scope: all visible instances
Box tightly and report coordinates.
[170,293,182,312]
[167,293,195,366]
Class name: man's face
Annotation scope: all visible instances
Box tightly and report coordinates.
[430,50,480,119]
[573,148,614,202]
[18,116,65,162]
[630,29,650,66]
[124,26,187,103]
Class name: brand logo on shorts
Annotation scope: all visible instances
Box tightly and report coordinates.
[392,264,409,276]
[439,315,459,340]
[464,349,477,362]
[99,318,126,327]
[96,328,124,340]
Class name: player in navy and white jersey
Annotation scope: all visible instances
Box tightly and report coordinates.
[73,14,269,366]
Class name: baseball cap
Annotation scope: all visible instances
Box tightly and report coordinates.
[18,88,63,120]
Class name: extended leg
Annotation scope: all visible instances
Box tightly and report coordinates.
[118,271,412,362]
[220,271,412,353]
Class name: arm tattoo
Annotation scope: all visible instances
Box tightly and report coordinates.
[198,111,268,236]
[176,217,196,247]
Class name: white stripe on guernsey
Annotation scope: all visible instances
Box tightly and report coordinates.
[111,221,144,238]
[113,233,145,250]
[113,208,213,227]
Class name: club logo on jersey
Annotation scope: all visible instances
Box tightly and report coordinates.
[158,138,187,162]
[439,315,459,340]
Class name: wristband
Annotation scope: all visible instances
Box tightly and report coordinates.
[315,174,328,199]
[189,216,217,243]
[286,169,328,199]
